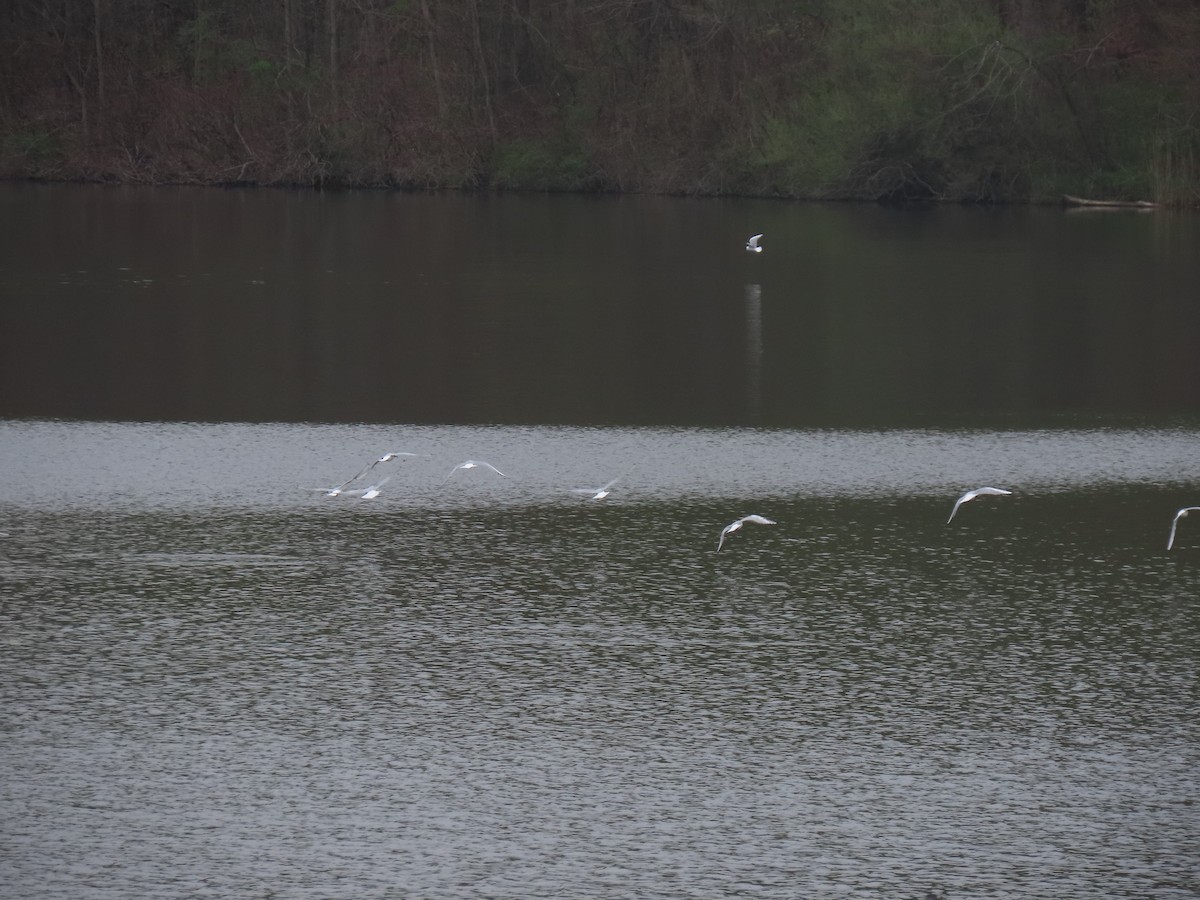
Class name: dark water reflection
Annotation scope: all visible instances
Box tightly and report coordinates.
[2,421,1198,898]
[1,183,1197,427]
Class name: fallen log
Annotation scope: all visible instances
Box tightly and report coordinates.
[1063,194,1158,209]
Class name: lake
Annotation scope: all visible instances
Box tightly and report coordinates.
[0,184,1198,899]
[2,183,1197,427]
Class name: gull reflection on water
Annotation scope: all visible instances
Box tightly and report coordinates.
[745,283,763,425]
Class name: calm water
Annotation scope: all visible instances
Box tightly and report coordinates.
[1,185,1199,899]
[1,183,1198,427]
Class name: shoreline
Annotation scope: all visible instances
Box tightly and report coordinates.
[1,173,1184,210]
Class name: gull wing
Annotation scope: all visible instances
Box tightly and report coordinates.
[717,524,735,552]
[346,475,393,498]
[946,492,972,524]
[1168,507,1200,550]
[740,514,776,526]
[444,460,506,483]
[341,457,385,487]
[718,514,775,551]
[342,451,423,488]
[572,476,620,497]
[947,487,1011,523]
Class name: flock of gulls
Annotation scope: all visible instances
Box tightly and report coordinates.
[310,228,1186,554]
[315,452,1198,553]
[310,221,1187,554]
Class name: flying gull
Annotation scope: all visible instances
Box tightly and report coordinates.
[745,233,764,253]
[443,460,507,484]
[717,514,777,552]
[317,451,423,497]
[342,476,392,500]
[572,477,620,501]
[946,487,1012,524]
[344,452,423,483]
[1167,506,1200,551]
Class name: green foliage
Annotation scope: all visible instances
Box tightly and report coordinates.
[756,95,866,197]
[247,59,277,79]
[178,9,220,83]
[744,0,1008,198]
[0,0,1195,202]
[492,139,592,191]
[1,128,62,167]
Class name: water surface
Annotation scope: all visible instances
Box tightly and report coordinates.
[1,186,1198,898]
[3,420,1199,899]
[1,184,1197,427]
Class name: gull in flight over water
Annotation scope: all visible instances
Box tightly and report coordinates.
[316,452,424,497]
[946,487,1012,524]
[342,476,392,500]
[313,484,349,498]
[572,477,620,501]
[717,514,777,552]
[1167,506,1200,550]
[443,460,507,484]
[745,233,764,253]
[345,451,423,483]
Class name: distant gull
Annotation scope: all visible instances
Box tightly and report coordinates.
[343,476,392,500]
[312,484,348,498]
[345,451,423,483]
[717,514,777,552]
[572,477,620,501]
[318,451,423,497]
[946,487,1012,524]
[443,460,507,484]
[1167,506,1200,551]
[745,233,764,253]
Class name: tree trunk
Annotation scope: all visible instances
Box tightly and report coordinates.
[419,0,446,122]
[470,0,497,141]
[283,0,294,72]
[93,0,104,140]
[328,0,338,115]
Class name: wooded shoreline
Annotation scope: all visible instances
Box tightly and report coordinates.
[3,1,1197,206]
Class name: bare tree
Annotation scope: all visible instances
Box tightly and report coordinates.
[93,0,105,124]
[328,0,339,114]
[419,0,447,121]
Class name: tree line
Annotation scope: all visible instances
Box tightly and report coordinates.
[1,0,1197,204]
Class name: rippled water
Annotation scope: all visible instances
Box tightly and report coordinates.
[3,182,1198,898]
[2,420,1197,898]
